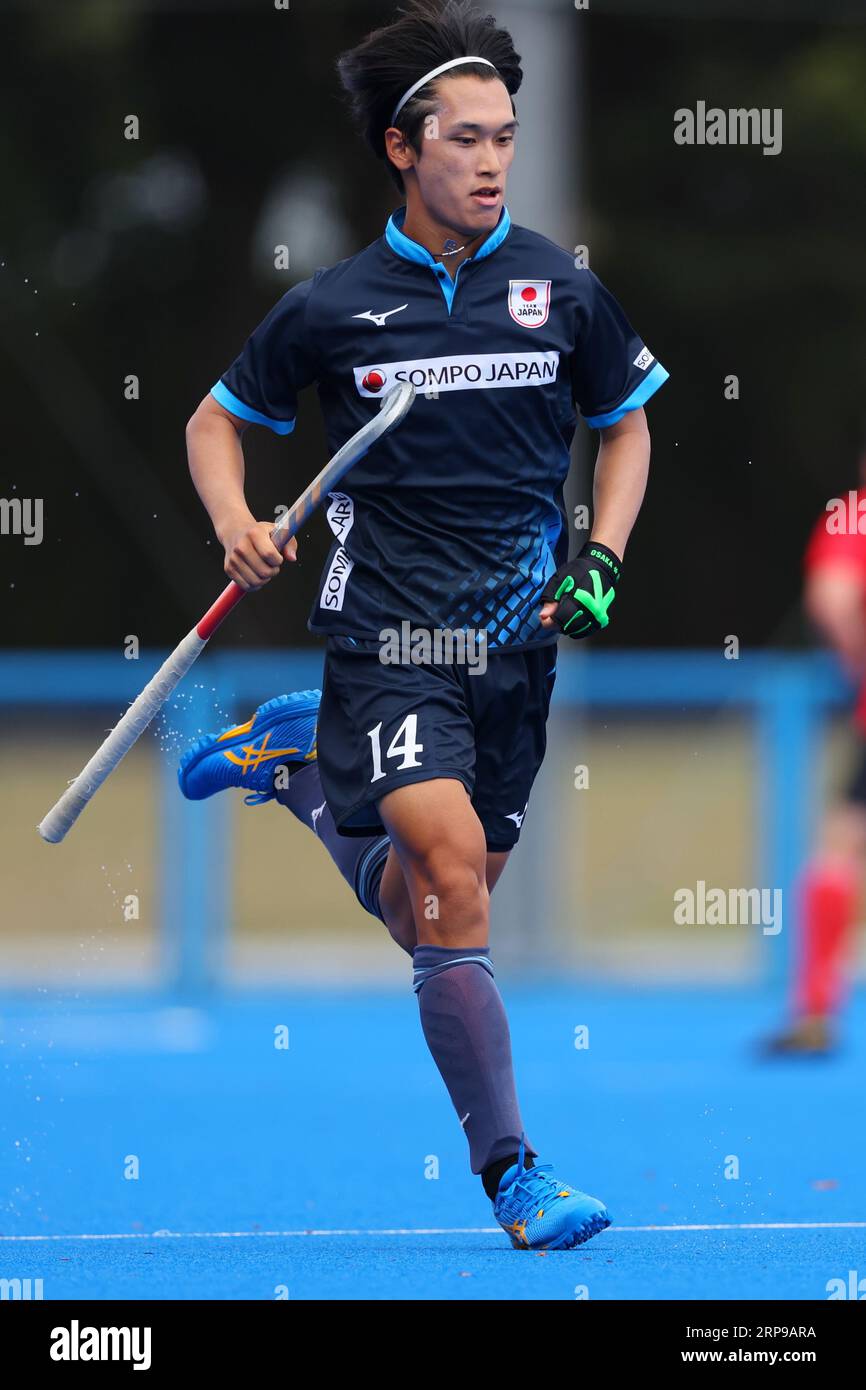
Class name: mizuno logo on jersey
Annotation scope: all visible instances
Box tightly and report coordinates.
[505,802,529,829]
[353,305,409,327]
[354,351,559,397]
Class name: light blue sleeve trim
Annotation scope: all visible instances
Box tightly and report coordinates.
[210,380,295,435]
[584,361,669,429]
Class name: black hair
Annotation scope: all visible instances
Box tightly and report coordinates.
[336,0,522,193]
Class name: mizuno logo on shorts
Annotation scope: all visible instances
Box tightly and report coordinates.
[354,351,560,397]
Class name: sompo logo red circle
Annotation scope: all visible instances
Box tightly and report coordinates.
[361,369,387,393]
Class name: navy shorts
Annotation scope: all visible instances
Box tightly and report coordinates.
[317,636,558,852]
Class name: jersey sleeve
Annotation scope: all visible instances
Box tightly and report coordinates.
[210,274,320,435]
[570,270,669,428]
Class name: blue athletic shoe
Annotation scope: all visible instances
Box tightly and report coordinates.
[493,1138,611,1251]
[178,691,320,805]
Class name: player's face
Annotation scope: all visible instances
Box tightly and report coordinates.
[415,76,517,237]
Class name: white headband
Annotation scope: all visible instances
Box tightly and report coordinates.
[390,56,497,125]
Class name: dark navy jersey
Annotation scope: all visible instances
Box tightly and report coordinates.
[212,205,668,651]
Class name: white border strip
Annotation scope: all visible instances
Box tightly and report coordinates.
[1,1221,864,1242]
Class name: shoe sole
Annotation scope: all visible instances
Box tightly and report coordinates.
[546,1209,612,1250]
[509,1208,612,1251]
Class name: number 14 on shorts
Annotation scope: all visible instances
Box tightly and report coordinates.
[367,716,424,782]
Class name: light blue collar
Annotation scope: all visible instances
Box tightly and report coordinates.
[385,204,511,268]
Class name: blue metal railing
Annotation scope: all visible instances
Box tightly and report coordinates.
[1,649,851,991]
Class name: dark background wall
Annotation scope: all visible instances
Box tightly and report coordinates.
[1,0,864,650]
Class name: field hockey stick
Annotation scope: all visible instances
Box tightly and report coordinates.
[38,381,416,843]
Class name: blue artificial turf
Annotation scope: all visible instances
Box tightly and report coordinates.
[1,986,863,1300]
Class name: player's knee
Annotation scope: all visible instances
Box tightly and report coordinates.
[417,841,484,895]
[407,843,488,935]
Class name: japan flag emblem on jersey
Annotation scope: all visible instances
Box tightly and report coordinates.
[508,279,551,328]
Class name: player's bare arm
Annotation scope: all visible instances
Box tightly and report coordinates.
[186,394,297,590]
[540,408,650,631]
[590,407,651,556]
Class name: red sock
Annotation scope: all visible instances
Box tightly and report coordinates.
[794,863,858,1017]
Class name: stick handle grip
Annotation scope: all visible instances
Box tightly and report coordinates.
[196,581,245,640]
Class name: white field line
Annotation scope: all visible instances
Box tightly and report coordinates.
[0,1221,865,1242]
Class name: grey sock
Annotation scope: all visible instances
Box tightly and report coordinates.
[413,945,537,1175]
[275,763,389,920]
